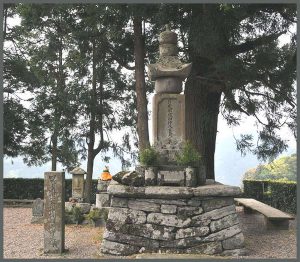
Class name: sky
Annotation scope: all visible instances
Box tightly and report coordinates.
[3,11,296,186]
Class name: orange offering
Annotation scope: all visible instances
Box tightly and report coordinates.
[101,166,112,181]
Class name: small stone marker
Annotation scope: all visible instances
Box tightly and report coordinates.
[44,171,65,254]
[31,198,44,224]
[70,167,86,202]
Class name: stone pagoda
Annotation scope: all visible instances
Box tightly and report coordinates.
[148,24,191,165]
[100,25,247,257]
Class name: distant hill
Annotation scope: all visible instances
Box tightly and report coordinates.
[242,153,296,181]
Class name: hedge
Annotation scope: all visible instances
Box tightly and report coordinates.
[243,179,296,214]
[3,178,99,203]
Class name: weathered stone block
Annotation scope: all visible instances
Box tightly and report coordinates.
[177,206,203,217]
[222,232,245,250]
[175,226,210,239]
[143,198,187,206]
[145,167,157,186]
[202,197,234,212]
[152,94,186,164]
[100,239,140,256]
[221,248,248,256]
[44,171,65,254]
[145,187,193,199]
[76,203,91,214]
[108,207,146,226]
[187,197,202,207]
[113,223,175,241]
[185,167,197,187]
[31,198,44,224]
[97,180,110,192]
[210,213,239,233]
[147,213,191,228]
[186,242,223,255]
[157,170,185,186]
[110,196,128,208]
[161,204,177,214]
[196,205,236,222]
[96,193,110,208]
[193,184,241,197]
[128,199,160,212]
[160,235,205,248]
[202,225,241,242]
[108,184,145,198]
[103,231,159,248]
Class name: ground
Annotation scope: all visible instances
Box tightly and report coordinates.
[3,206,297,259]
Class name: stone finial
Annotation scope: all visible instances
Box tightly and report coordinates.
[147,26,192,94]
[70,167,86,175]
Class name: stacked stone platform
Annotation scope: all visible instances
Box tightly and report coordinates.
[100,180,247,256]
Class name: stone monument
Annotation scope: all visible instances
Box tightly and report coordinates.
[44,171,65,254]
[96,166,112,208]
[100,25,246,257]
[70,167,86,202]
[31,198,44,224]
[148,24,192,164]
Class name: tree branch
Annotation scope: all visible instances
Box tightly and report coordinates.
[227,31,286,55]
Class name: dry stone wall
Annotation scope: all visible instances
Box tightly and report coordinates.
[100,182,246,256]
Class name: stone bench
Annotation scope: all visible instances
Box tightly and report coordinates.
[234,198,294,230]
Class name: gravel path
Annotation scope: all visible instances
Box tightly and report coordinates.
[3,207,297,259]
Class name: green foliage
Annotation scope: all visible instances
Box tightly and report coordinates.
[65,206,84,225]
[3,178,98,203]
[176,141,201,167]
[85,208,109,222]
[243,179,296,214]
[243,154,296,181]
[139,147,159,166]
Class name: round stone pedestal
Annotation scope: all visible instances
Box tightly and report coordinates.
[100,181,247,257]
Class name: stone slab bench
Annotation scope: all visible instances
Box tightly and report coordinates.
[234,198,294,230]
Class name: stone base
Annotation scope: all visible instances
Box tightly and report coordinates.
[31,216,44,224]
[100,181,245,256]
[96,193,111,208]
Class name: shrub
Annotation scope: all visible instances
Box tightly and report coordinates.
[3,178,99,203]
[139,147,159,166]
[65,206,84,224]
[243,179,296,214]
[176,141,201,167]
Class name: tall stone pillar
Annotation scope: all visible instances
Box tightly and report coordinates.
[44,171,65,254]
[148,24,192,164]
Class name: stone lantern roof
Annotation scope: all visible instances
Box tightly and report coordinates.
[70,167,86,175]
[147,24,192,94]
[147,24,192,81]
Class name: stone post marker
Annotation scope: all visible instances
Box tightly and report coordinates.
[148,24,192,164]
[70,167,86,202]
[44,171,65,254]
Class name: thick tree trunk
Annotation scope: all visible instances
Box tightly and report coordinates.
[185,77,222,180]
[133,15,150,151]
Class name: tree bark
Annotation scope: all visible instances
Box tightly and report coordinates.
[185,76,223,181]
[51,132,57,171]
[84,39,97,203]
[133,15,150,151]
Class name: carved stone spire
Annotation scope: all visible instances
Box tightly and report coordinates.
[147,26,192,94]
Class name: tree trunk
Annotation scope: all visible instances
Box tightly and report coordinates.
[185,77,223,181]
[84,39,97,203]
[51,133,57,171]
[133,15,150,151]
